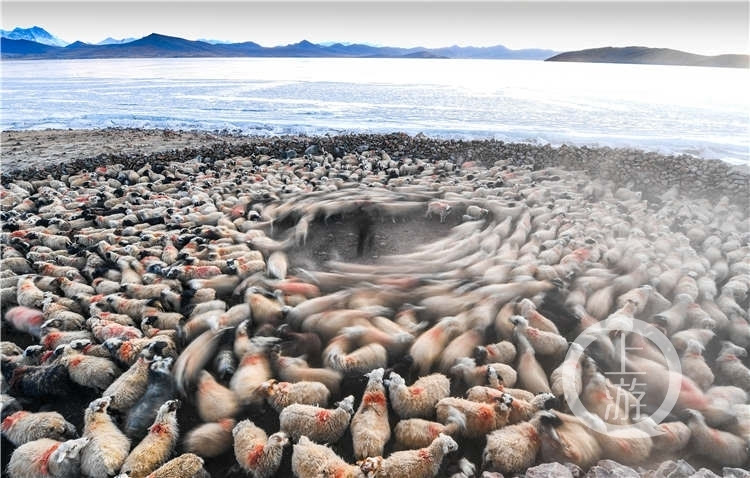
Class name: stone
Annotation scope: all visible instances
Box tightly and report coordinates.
[525,462,575,478]
[648,460,696,478]
[585,460,640,478]
[722,469,750,478]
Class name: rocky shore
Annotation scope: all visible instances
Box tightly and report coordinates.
[2,129,748,209]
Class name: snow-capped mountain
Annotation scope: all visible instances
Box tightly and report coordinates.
[0,26,68,47]
[97,37,137,45]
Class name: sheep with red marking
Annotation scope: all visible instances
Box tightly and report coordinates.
[279,395,354,443]
[232,419,289,478]
[387,372,450,419]
[351,368,391,459]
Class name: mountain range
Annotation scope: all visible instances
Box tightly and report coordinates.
[2,26,748,68]
[0,26,68,47]
[547,46,749,69]
[1,28,555,60]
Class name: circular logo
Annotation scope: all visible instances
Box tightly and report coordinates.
[562,317,681,437]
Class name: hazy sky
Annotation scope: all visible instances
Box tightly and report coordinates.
[2,1,748,55]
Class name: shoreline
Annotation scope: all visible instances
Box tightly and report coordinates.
[1,128,748,207]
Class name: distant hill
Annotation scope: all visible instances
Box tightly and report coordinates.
[1,32,556,60]
[0,26,67,47]
[546,46,749,68]
[97,37,137,45]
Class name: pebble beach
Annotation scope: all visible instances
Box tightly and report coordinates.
[1,128,749,478]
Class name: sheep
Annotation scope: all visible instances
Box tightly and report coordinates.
[473,341,516,365]
[715,341,750,392]
[183,418,235,458]
[351,368,391,460]
[359,433,458,478]
[196,370,239,421]
[103,355,152,413]
[142,453,209,478]
[5,306,44,338]
[120,400,181,478]
[510,315,567,357]
[323,335,388,375]
[0,360,76,399]
[437,329,484,374]
[56,346,121,392]
[280,395,355,443]
[684,409,749,468]
[292,435,364,478]
[232,419,289,478]
[583,413,653,465]
[482,411,549,475]
[514,334,551,394]
[538,411,602,470]
[1,410,77,446]
[80,397,131,478]
[7,437,89,478]
[274,353,343,396]
[261,379,330,413]
[680,339,714,390]
[125,357,175,441]
[231,348,273,406]
[394,406,465,449]
[409,317,462,375]
[450,358,517,388]
[435,395,513,438]
[651,421,692,454]
[387,372,450,419]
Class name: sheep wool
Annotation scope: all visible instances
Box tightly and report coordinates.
[184,419,235,458]
[351,368,391,459]
[102,356,151,413]
[232,420,288,478]
[280,395,355,442]
[436,395,512,438]
[231,350,272,406]
[388,372,450,419]
[394,407,465,450]
[81,397,131,478]
[120,399,181,478]
[292,435,364,478]
[261,379,330,413]
[144,453,209,478]
[7,437,89,478]
[1,411,76,446]
[360,433,458,478]
[196,370,240,421]
[483,412,547,475]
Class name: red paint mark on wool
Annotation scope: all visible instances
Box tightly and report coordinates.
[477,405,494,422]
[40,350,53,364]
[150,423,169,436]
[428,423,442,438]
[410,387,423,396]
[316,410,331,423]
[241,354,262,366]
[418,449,432,461]
[119,341,133,359]
[68,356,83,368]
[246,443,265,467]
[363,392,386,407]
[2,411,29,430]
[43,333,61,349]
[39,442,61,475]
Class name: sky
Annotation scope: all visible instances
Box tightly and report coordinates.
[1,1,748,55]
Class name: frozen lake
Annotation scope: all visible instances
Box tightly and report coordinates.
[2,57,748,163]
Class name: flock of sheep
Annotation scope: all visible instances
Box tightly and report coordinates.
[1,147,749,478]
